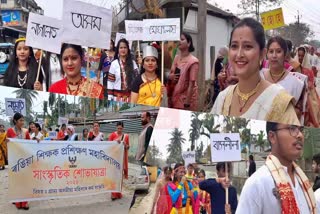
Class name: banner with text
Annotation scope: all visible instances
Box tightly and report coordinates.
[125,20,143,41]
[210,133,241,162]
[182,151,195,167]
[62,0,112,49]
[5,98,26,117]
[26,13,62,54]
[143,18,180,41]
[260,8,285,30]
[8,140,124,202]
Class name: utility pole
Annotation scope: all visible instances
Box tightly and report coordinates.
[255,0,260,21]
[295,10,302,25]
[197,0,207,111]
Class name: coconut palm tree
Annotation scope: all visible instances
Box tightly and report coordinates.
[167,128,186,164]
[200,113,220,139]
[13,88,38,116]
[189,112,202,151]
[254,131,268,152]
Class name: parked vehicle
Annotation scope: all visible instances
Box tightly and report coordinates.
[128,164,151,192]
[0,43,14,76]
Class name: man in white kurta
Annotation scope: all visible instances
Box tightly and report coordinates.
[236,122,316,214]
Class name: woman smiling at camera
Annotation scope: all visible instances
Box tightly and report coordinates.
[211,18,299,125]
[49,43,103,99]
[4,38,43,90]
[131,45,164,107]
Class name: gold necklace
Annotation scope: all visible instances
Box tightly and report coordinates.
[236,80,261,102]
[270,70,286,83]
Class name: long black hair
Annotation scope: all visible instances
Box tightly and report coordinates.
[173,163,185,183]
[114,38,135,91]
[4,40,42,89]
[229,17,265,51]
[13,112,24,125]
[181,32,195,52]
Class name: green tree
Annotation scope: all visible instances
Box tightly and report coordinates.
[253,131,268,152]
[200,113,220,139]
[189,112,202,151]
[277,22,314,47]
[195,141,204,163]
[167,128,186,164]
[13,89,38,117]
[237,0,284,20]
[224,117,250,133]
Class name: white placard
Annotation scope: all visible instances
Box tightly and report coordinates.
[171,163,176,169]
[143,18,180,41]
[125,20,143,41]
[182,151,195,167]
[26,13,62,54]
[115,33,126,46]
[210,133,241,162]
[48,131,57,139]
[5,98,26,117]
[62,0,112,49]
[115,33,133,49]
[58,117,69,126]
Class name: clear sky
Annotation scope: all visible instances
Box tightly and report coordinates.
[151,108,266,161]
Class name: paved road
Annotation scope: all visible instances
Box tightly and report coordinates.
[129,183,155,214]
[0,166,134,214]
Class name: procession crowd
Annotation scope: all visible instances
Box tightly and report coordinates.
[0,111,154,210]
[151,122,320,214]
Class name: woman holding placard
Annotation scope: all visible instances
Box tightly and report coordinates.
[49,43,104,99]
[131,45,165,107]
[168,32,199,111]
[211,18,299,125]
[107,39,139,102]
[4,38,43,91]
[6,112,31,210]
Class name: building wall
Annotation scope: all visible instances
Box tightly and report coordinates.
[1,0,16,9]
[184,9,233,79]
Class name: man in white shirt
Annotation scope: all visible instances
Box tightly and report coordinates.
[236,122,317,214]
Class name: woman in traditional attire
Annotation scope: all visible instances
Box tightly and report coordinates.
[168,163,198,214]
[108,121,129,200]
[88,122,104,141]
[295,46,320,127]
[107,38,139,102]
[4,38,43,91]
[211,18,299,125]
[49,44,104,99]
[168,32,199,111]
[79,128,89,141]
[99,39,116,98]
[131,45,164,107]
[151,166,175,214]
[198,170,211,214]
[30,123,44,141]
[0,125,7,170]
[64,125,78,141]
[260,36,306,124]
[6,113,30,210]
